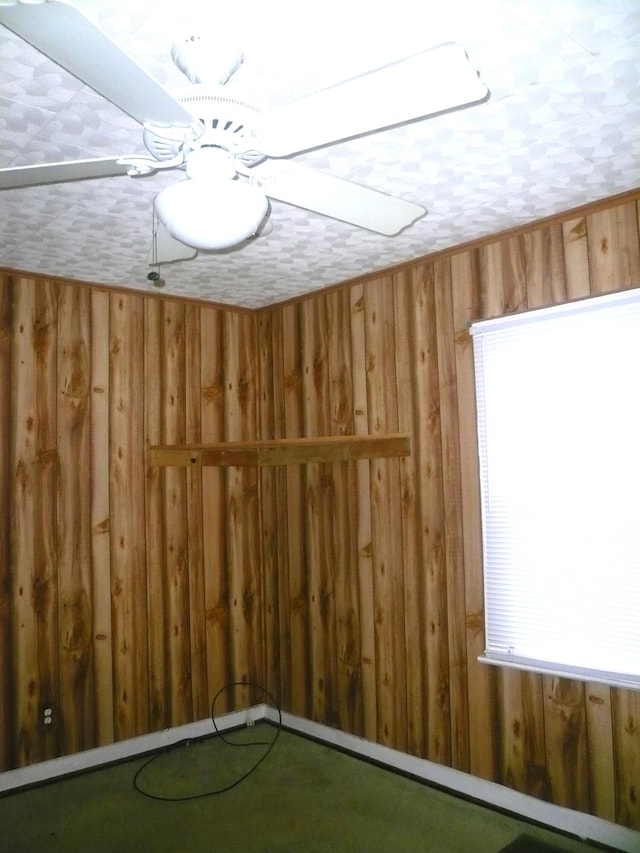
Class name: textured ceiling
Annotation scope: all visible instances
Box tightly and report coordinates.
[1,0,638,308]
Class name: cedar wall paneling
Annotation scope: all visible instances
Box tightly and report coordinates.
[1,193,639,832]
[2,280,264,767]
[259,196,640,830]
[0,275,11,770]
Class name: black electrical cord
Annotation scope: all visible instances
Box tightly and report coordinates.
[133,682,281,802]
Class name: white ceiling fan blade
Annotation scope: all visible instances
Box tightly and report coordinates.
[248,161,425,236]
[0,0,194,127]
[147,221,198,264]
[0,157,133,189]
[252,42,488,158]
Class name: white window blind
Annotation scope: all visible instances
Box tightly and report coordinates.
[471,287,640,689]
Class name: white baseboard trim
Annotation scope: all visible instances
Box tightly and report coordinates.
[0,703,266,795]
[2,704,638,852]
[267,708,640,853]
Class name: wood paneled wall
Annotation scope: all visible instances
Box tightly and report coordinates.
[0,281,265,770]
[1,192,639,831]
[258,196,640,830]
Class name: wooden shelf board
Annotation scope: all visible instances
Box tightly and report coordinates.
[148,434,410,467]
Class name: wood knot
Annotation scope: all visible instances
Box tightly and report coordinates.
[568,219,586,240]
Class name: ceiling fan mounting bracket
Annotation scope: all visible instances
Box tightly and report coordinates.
[143,86,266,167]
[171,35,244,85]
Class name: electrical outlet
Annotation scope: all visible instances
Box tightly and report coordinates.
[38,702,55,731]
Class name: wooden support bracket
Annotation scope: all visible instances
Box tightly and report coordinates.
[148,434,410,467]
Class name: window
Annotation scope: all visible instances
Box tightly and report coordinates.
[471,287,640,689]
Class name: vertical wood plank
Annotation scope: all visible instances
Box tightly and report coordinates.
[0,274,12,769]
[265,308,291,706]
[161,302,191,722]
[450,250,499,781]
[224,311,262,707]
[12,279,40,768]
[110,292,148,741]
[584,682,616,822]
[327,288,362,736]
[561,217,591,299]
[350,283,377,741]
[12,278,59,765]
[498,670,548,800]
[301,294,337,725]
[200,307,231,710]
[587,203,640,293]
[392,268,425,758]
[364,278,406,750]
[184,303,208,720]
[524,224,567,309]
[90,288,113,747]
[270,308,291,711]
[433,259,470,773]
[144,299,168,731]
[162,300,192,726]
[543,677,589,812]
[410,261,451,766]
[257,309,282,705]
[281,303,310,717]
[611,689,640,828]
[34,281,59,762]
[57,283,95,755]
[479,235,528,318]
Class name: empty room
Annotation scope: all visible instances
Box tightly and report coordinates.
[1,1,639,851]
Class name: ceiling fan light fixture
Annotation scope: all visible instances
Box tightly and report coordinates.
[154,178,268,251]
[185,146,236,181]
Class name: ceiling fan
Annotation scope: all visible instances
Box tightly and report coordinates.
[0,0,489,262]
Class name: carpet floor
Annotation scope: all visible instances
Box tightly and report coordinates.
[0,724,602,853]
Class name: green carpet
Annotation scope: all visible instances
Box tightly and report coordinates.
[498,834,578,852]
[0,724,599,852]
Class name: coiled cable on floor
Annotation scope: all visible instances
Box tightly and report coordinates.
[133,682,281,802]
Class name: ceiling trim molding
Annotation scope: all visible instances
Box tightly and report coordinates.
[265,187,640,312]
[0,267,257,316]
[2,188,639,315]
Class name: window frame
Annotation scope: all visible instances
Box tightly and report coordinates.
[470,287,640,691]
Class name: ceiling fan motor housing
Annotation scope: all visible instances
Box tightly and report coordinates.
[143,85,265,167]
